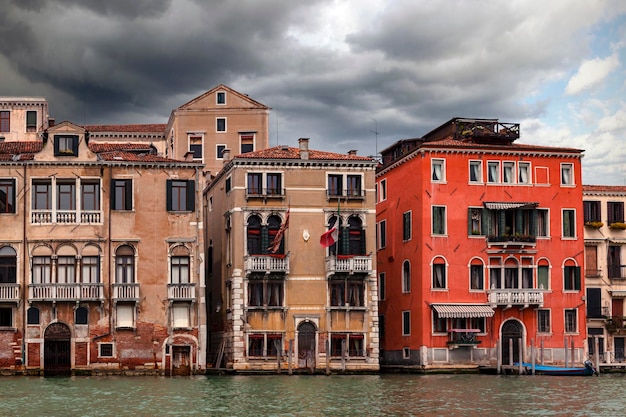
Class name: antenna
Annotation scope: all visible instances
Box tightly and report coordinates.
[370,118,379,160]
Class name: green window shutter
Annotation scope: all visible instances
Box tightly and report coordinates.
[186,180,195,211]
[482,209,491,235]
[498,211,506,236]
[467,208,472,235]
[530,210,538,236]
[166,180,173,211]
[110,179,117,209]
[515,210,523,234]
[341,227,350,255]
[574,266,581,291]
[261,226,269,254]
[125,180,133,210]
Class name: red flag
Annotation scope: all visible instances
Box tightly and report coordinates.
[268,209,289,253]
[320,218,339,248]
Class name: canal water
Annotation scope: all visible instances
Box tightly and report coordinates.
[1,373,625,416]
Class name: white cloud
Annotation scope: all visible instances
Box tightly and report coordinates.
[565,53,620,95]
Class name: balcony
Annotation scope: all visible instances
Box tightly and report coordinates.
[112,283,140,302]
[31,209,102,224]
[244,254,290,275]
[609,265,626,280]
[326,255,373,277]
[245,188,285,200]
[326,189,366,200]
[447,329,482,349]
[168,283,196,301]
[0,284,20,303]
[488,289,544,308]
[486,235,536,248]
[28,283,103,302]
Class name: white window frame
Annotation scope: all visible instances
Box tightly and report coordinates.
[172,303,191,328]
[216,117,227,133]
[469,160,482,183]
[564,309,578,333]
[188,133,204,162]
[536,208,550,238]
[503,161,516,184]
[562,208,576,239]
[487,161,500,183]
[431,158,446,182]
[216,91,226,105]
[239,133,255,154]
[403,210,412,241]
[97,342,116,358]
[537,309,551,334]
[216,144,227,160]
[379,179,387,202]
[432,205,447,236]
[402,260,411,293]
[432,257,447,290]
[560,163,574,186]
[116,304,135,329]
[518,162,531,184]
[469,260,485,291]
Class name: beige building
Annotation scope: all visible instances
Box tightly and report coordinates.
[165,84,270,176]
[584,185,626,366]
[204,138,380,373]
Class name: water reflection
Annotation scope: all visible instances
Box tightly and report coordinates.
[0,373,625,416]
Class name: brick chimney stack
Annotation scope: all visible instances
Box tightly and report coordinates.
[298,138,309,160]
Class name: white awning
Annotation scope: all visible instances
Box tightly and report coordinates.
[483,202,538,210]
[431,304,495,318]
[610,290,626,298]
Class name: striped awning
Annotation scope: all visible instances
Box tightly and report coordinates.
[483,202,538,210]
[610,290,626,298]
[431,304,495,318]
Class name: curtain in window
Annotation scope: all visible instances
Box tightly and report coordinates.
[503,164,514,183]
[470,163,480,182]
[432,163,442,181]
[518,165,528,183]
[522,268,533,288]
[433,264,445,288]
[471,265,483,290]
[249,282,262,306]
[348,282,363,306]
[561,166,571,184]
[268,282,282,306]
[488,164,498,182]
[504,268,518,288]
[433,207,444,234]
[490,268,501,289]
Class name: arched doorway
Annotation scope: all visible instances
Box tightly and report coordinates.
[501,320,523,365]
[44,322,72,376]
[297,321,317,369]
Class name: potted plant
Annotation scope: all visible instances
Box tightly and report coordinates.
[585,221,604,229]
[609,222,626,230]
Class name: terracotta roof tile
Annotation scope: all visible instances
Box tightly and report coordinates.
[0,141,44,155]
[97,151,189,163]
[235,146,374,161]
[583,185,626,192]
[83,124,166,133]
[88,143,155,153]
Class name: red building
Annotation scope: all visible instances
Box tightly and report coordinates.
[376,118,586,369]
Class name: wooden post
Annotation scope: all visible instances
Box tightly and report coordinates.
[570,337,575,366]
[594,336,600,374]
[509,338,513,369]
[540,338,544,365]
[496,339,502,374]
[326,338,330,375]
[341,339,346,372]
[276,339,281,374]
[531,338,535,375]
[518,338,523,375]
[288,339,293,375]
[564,337,569,368]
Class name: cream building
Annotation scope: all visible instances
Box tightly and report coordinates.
[204,138,379,373]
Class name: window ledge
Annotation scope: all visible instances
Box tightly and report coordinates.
[0,327,17,332]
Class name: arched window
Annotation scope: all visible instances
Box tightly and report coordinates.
[115,245,135,283]
[171,246,190,284]
[27,307,40,325]
[402,260,411,293]
[0,246,17,284]
[267,215,283,254]
[75,306,88,325]
[432,257,446,289]
[247,215,262,255]
[504,258,519,289]
[470,258,484,290]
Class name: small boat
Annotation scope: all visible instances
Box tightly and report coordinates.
[518,360,597,376]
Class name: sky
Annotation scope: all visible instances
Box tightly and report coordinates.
[1,0,625,185]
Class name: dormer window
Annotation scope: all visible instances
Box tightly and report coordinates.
[54,135,79,157]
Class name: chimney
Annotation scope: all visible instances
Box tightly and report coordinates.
[222,148,231,164]
[48,117,55,127]
[348,149,357,155]
[298,138,309,160]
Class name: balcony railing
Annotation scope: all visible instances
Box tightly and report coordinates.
[486,235,537,246]
[245,188,285,199]
[245,254,289,275]
[28,283,104,302]
[31,209,102,224]
[112,283,140,301]
[326,255,373,276]
[0,283,20,302]
[326,189,366,200]
[488,289,544,308]
[609,265,626,280]
[168,283,196,301]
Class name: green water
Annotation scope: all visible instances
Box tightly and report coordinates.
[1,373,625,416]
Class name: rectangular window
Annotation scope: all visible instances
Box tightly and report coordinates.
[561,163,574,185]
[346,175,362,197]
[0,307,13,327]
[57,256,76,284]
[189,135,203,160]
[518,162,530,184]
[54,135,79,156]
[0,179,16,214]
[32,256,51,284]
[216,144,226,159]
[172,303,190,328]
[378,272,386,301]
[81,180,100,211]
[111,179,132,211]
[216,118,226,132]
[536,209,549,237]
[216,91,226,104]
[538,309,551,333]
[470,264,484,290]
[26,110,37,132]
[432,206,446,235]
[116,304,135,328]
[248,279,284,307]
[431,159,445,182]
[81,256,100,283]
[433,311,447,333]
[379,179,387,201]
[608,201,625,224]
[584,201,601,223]
[562,209,576,238]
[240,135,254,154]
[468,208,484,235]
[98,343,114,358]
[487,161,500,183]
[433,263,446,289]
[608,245,622,279]
[503,161,515,183]
[403,211,411,241]
[247,173,262,195]
[225,176,232,193]
[327,174,342,197]
[166,180,195,212]
[171,256,190,284]
[402,311,411,336]
[56,181,75,211]
[564,266,581,291]
[266,173,282,196]
[0,111,9,132]
[537,265,549,290]
[565,309,577,333]
[469,160,482,183]
[378,220,386,249]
